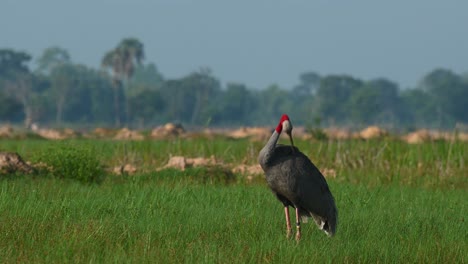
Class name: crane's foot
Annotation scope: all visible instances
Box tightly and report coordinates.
[295,223,301,242]
[295,231,301,242]
[294,208,301,242]
[286,228,292,239]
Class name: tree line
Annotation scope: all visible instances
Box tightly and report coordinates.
[1,38,467,130]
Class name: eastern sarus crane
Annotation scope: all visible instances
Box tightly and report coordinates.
[258,114,338,240]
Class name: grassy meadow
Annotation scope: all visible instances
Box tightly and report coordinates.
[0,137,467,263]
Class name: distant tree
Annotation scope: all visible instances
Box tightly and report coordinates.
[50,64,81,125]
[316,75,363,125]
[129,90,165,127]
[255,84,293,124]
[130,63,164,93]
[0,49,30,78]
[292,72,321,97]
[160,79,189,123]
[120,62,165,126]
[461,72,468,83]
[461,75,468,123]
[350,78,401,125]
[0,49,37,127]
[400,89,437,128]
[159,69,221,125]
[0,92,23,121]
[219,83,257,125]
[102,38,145,126]
[35,46,71,75]
[36,47,74,125]
[420,68,468,126]
[188,69,221,125]
[291,72,321,124]
[62,65,114,124]
[87,70,116,124]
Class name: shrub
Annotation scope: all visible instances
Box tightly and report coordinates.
[37,144,104,183]
[306,117,328,141]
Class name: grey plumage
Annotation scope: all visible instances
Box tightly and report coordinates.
[258,114,338,238]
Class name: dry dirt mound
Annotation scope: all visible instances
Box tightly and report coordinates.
[114,128,144,140]
[324,128,352,140]
[158,156,264,180]
[157,155,337,182]
[151,123,185,139]
[458,132,468,142]
[92,127,115,138]
[36,128,80,140]
[231,164,263,182]
[227,127,271,141]
[403,130,431,144]
[63,128,80,138]
[402,130,459,144]
[36,129,67,140]
[0,125,14,138]
[112,164,137,175]
[0,152,35,174]
[158,156,218,171]
[231,164,263,175]
[401,129,468,144]
[195,128,219,139]
[359,126,388,139]
[431,131,456,141]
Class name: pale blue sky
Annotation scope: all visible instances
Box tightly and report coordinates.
[1,1,467,89]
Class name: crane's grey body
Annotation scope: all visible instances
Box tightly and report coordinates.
[259,128,338,237]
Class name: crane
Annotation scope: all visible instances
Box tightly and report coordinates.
[258,114,338,241]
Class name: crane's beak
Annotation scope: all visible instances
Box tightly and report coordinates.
[287,132,294,147]
[287,131,295,153]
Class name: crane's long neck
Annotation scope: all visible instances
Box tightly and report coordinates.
[258,128,281,167]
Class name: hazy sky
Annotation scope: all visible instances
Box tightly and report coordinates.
[2,1,467,89]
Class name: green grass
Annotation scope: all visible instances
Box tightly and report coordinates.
[0,175,466,263]
[0,138,467,262]
[1,138,466,189]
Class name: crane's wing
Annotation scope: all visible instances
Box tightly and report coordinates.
[272,145,330,192]
[275,147,335,214]
[291,151,337,235]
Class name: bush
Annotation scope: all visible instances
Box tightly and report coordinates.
[306,117,328,141]
[306,127,328,141]
[37,144,104,183]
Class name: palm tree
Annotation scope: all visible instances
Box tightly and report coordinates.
[118,38,145,82]
[102,49,123,126]
[102,38,144,127]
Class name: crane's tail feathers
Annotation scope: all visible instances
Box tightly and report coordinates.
[324,206,338,237]
[309,209,338,237]
[322,220,334,237]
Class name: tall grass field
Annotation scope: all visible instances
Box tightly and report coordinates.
[0,138,467,263]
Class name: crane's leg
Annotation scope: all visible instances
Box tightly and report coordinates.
[284,206,292,238]
[295,207,301,241]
